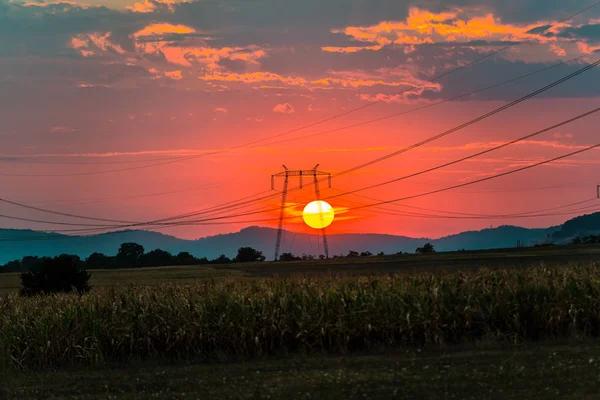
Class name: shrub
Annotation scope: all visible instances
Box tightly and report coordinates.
[20,255,91,297]
[235,247,266,263]
[85,252,115,269]
[416,243,435,254]
[116,242,144,267]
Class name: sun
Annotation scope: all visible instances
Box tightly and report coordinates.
[302,200,335,229]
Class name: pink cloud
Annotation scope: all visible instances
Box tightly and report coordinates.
[127,0,176,13]
[246,116,264,122]
[49,125,77,133]
[273,103,295,114]
[164,70,183,80]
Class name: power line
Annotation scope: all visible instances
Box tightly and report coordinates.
[159,107,600,225]
[333,60,600,178]
[348,143,600,212]
[16,103,598,234]
[324,106,600,201]
[248,56,583,148]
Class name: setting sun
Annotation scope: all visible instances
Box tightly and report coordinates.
[302,200,335,229]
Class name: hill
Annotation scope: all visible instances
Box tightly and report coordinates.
[0,212,598,265]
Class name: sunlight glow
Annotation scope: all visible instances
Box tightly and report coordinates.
[302,200,335,229]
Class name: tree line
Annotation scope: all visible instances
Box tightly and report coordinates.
[1,241,440,273]
[0,243,268,272]
[572,235,600,244]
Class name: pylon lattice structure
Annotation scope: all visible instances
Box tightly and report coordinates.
[271,164,332,261]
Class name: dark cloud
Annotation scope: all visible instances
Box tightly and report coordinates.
[414,0,600,23]
[558,23,600,41]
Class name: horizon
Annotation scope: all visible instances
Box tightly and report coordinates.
[3,208,593,241]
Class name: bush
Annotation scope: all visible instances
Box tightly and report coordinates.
[212,254,231,264]
[140,249,174,267]
[235,247,266,263]
[416,243,435,254]
[20,255,91,297]
[116,242,144,267]
[85,252,115,269]
[279,253,301,262]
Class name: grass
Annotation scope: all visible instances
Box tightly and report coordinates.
[2,243,599,293]
[0,265,242,293]
[2,250,600,398]
[2,263,600,369]
[2,340,600,399]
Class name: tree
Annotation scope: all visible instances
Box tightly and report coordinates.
[235,247,266,263]
[116,243,145,267]
[212,254,231,264]
[175,252,198,265]
[377,252,385,257]
[360,251,373,257]
[85,252,115,269]
[20,254,91,296]
[347,250,359,258]
[140,249,174,267]
[279,253,300,262]
[319,254,326,260]
[3,260,22,272]
[21,256,46,272]
[416,243,435,254]
[572,236,582,245]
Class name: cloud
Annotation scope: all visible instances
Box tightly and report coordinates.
[246,116,264,122]
[420,140,590,153]
[164,70,183,80]
[201,72,307,86]
[49,125,77,133]
[332,7,556,48]
[321,45,383,53]
[215,107,228,114]
[134,23,196,39]
[273,103,295,114]
[127,0,176,13]
[553,133,574,139]
[70,32,125,56]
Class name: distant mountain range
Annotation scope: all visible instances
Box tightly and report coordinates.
[0,212,598,265]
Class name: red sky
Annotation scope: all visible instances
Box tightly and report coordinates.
[0,0,599,240]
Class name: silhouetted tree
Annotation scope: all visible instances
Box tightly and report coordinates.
[116,243,145,267]
[347,250,359,258]
[140,249,174,267]
[20,254,91,296]
[377,252,385,256]
[235,247,266,263]
[3,260,22,272]
[279,253,300,262]
[318,254,326,260]
[360,251,373,257]
[22,256,46,272]
[85,252,115,269]
[212,254,231,264]
[416,243,435,254]
[301,254,315,261]
[175,252,198,265]
[572,236,582,245]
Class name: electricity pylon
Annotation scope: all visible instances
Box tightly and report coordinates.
[271,164,332,261]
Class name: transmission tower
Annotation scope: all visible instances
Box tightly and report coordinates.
[271,164,332,261]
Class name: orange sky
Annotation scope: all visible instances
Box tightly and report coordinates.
[0,0,599,240]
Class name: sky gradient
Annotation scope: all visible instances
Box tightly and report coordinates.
[1,0,600,240]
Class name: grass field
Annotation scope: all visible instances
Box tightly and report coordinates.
[2,341,600,399]
[2,245,600,398]
[1,243,599,293]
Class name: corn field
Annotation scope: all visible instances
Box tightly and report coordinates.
[1,263,600,369]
